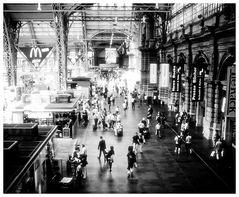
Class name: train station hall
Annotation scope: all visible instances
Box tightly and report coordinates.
[2,2,236,194]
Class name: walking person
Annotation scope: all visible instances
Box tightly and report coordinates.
[92,111,99,130]
[180,119,189,139]
[123,101,127,114]
[155,122,162,138]
[101,111,107,130]
[156,112,161,123]
[174,134,182,154]
[105,146,115,172]
[98,136,106,159]
[127,146,137,178]
[185,133,192,155]
[138,120,145,134]
[138,133,145,153]
[215,138,224,160]
[132,132,140,154]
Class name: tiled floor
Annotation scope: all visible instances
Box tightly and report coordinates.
[49,96,235,193]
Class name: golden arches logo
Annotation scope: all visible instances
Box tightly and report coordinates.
[30,47,42,58]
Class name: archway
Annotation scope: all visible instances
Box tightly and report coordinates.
[217,52,235,145]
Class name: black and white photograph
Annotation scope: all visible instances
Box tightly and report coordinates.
[2,2,236,194]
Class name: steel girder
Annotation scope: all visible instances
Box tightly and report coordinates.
[3,17,19,86]
[69,15,142,22]
[53,4,69,90]
[81,12,88,70]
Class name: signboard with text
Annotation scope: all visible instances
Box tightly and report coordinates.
[20,47,52,69]
[192,66,204,101]
[172,64,181,92]
[225,66,236,117]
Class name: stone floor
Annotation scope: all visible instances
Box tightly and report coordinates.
[49,96,235,193]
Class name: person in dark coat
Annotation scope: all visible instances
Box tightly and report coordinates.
[127,146,137,178]
[98,136,106,159]
[105,146,115,172]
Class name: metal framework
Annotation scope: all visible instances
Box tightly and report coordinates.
[3,17,20,86]
[69,16,142,22]
[81,11,88,70]
[27,21,37,46]
[53,4,69,90]
[3,17,13,86]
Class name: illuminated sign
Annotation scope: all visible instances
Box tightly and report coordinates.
[150,63,157,84]
[172,64,181,92]
[226,66,235,117]
[192,67,204,101]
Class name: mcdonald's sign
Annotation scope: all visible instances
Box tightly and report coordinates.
[30,47,42,59]
[19,47,52,69]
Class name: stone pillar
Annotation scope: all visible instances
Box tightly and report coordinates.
[213,83,220,123]
[184,80,190,112]
[140,51,148,93]
[203,81,215,139]
[145,22,150,48]
[212,82,222,135]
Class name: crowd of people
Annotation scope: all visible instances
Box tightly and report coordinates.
[65,70,226,184]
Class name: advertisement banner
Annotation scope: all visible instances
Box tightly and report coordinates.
[105,48,117,64]
[192,67,204,101]
[20,47,52,69]
[150,63,157,84]
[172,64,181,92]
[159,63,169,88]
[226,66,236,117]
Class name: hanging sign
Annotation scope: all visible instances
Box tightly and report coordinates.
[105,48,117,64]
[172,64,181,92]
[192,67,204,101]
[150,63,157,84]
[20,47,52,69]
[159,63,169,87]
[226,66,236,117]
